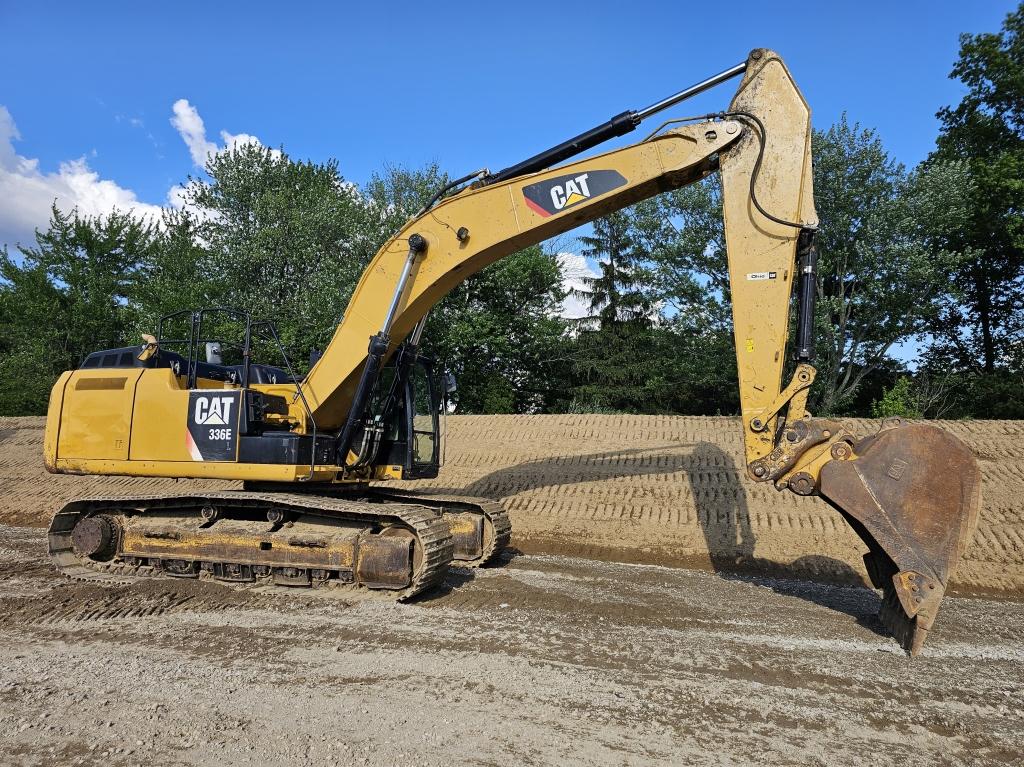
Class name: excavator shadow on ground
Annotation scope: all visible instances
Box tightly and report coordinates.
[418,442,887,632]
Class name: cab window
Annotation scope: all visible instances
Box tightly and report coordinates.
[410,363,437,465]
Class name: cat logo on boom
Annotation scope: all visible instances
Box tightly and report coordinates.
[550,173,592,210]
[522,169,628,218]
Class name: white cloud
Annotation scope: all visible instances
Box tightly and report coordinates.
[170,99,218,167]
[166,183,188,210]
[171,100,278,168]
[556,251,599,320]
[0,105,163,251]
[220,130,261,151]
[0,99,292,251]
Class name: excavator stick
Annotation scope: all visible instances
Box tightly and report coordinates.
[719,50,982,654]
[819,420,981,655]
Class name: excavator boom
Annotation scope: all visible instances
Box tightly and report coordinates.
[41,49,980,654]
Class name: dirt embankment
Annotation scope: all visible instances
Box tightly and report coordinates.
[3,415,1022,594]
[411,415,1024,595]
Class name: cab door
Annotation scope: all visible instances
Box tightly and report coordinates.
[405,359,440,478]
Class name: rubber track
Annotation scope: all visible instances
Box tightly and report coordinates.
[47,491,454,601]
[366,488,512,568]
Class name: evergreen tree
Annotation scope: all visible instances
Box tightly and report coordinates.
[573,211,651,329]
[561,211,663,412]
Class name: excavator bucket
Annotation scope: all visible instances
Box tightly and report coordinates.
[818,419,981,656]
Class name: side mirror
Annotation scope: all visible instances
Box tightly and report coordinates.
[444,372,457,394]
[137,333,159,363]
[205,341,223,365]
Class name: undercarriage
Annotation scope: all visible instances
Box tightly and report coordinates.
[48,489,510,600]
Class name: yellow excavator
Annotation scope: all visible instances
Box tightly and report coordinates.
[43,49,980,655]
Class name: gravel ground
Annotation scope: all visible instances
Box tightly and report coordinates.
[0,524,1021,766]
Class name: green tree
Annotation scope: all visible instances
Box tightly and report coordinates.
[870,376,922,419]
[425,245,567,413]
[359,163,447,251]
[175,143,368,363]
[632,178,739,414]
[927,5,1024,379]
[0,206,160,414]
[634,177,730,325]
[811,118,973,414]
[572,211,651,329]
[133,208,214,329]
[560,210,671,413]
[561,317,739,415]
[639,118,973,416]
[0,244,65,415]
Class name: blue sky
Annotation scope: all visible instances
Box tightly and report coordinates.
[0,0,1015,255]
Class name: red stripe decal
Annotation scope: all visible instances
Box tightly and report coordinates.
[185,430,203,461]
[523,196,552,218]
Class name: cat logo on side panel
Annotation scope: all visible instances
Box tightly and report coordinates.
[193,395,234,426]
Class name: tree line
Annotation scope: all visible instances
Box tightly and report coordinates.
[1,8,1021,419]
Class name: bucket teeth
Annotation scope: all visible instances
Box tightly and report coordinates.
[878,584,928,656]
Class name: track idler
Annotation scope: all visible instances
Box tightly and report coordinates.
[818,419,981,655]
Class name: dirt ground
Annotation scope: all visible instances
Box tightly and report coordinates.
[2,415,1022,765]
[1,524,1022,767]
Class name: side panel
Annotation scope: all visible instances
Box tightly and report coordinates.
[129,369,243,463]
[43,371,73,472]
[57,369,144,460]
[128,368,195,462]
[51,366,341,481]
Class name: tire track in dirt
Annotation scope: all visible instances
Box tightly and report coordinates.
[0,581,275,626]
[3,415,1022,594]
